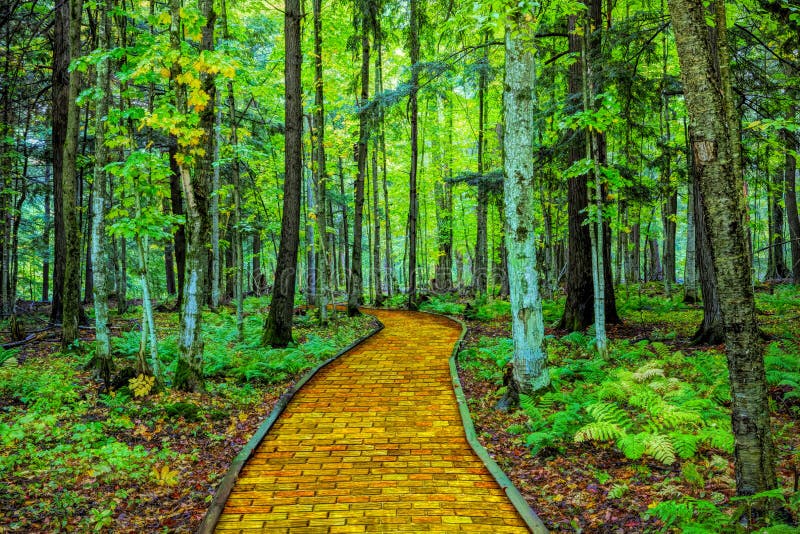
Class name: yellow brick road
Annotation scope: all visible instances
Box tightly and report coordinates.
[215,309,529,533]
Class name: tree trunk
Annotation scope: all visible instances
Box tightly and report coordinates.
[43,163,51,301]
[560,0,619,332]
[502,15,550,401]
[669,0,777,498]
[221,0,244,339]
[684,161,699,302]
[262,0,302,347]
[407,0,419,309]
[375,23,393,299]
[61,0,84,350]
[252,232,264,294]
[51,0,69,324]
[311,0,330,323]
[211,103,221,310]
[348,3,370,316]
[691,135,723,343]
[473,40,488,297]
[164,200,176,295]
[174,0,215,390]
[169,140,186,307]
[339,157,350,296]
[91,2,113,388]
[371,135,383,304]
[766,157,789,280]
[785,129,800,282]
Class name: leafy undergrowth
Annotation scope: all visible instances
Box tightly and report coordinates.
[0,299,377,532]
[455,284,800,533]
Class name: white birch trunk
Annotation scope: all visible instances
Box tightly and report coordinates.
[503,22,549,394]
[91,3,112,384]
[211,104,221,309]
[583,25,607,356]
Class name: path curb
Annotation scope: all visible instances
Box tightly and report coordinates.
[417,308,549,534]
[196,313,384,534]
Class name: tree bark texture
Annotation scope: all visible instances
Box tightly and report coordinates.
[91,2,112,387]
[784,130,800,282]
[50,0,69,324]
[503,19,550,395]
[348,1,371,317]
[262,0,302,347]
[61,0,83,349]
[669,0,777,497]
[407,0,419,308]
[174,0,215,390]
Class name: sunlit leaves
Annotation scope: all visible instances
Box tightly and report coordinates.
[128,374,155,398]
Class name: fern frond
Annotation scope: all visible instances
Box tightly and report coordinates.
[574,421,624,443]
[607,483,629,499]
[651,342,671,360]
[645,433,676,465]
[700,427,735,453]
[670,432,700,459]
[519,394,542,420]
[507,423,527,435]
[633,367,665,383]
[650,377,682,394]
[616,432,646,459]
[586,402,632,429]
[629,389,666,416]
[525,431,555,454]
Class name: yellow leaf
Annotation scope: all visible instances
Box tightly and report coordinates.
[237,412,248,423]
[152,464,180,486]
[157,11,171,25]
[129,374,155,398]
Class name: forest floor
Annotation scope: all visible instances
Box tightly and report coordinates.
[0,299,378,533]
[425,284,800,533]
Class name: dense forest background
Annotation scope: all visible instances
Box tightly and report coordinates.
[2,0,800,530]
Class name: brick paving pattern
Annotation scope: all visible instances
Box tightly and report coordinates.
[215,309,529,533]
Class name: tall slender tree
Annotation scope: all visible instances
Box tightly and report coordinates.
[348,0,373,317]
[174,0,215,390]
[61,0,83,349]
[91,0,113,387]
[407,0,420,309]
[262,0,302,346]
[51,0,69,325]
[559,0,619,332]
[311,0,331,324]
[501,6,549,402]
[668,0,777,498]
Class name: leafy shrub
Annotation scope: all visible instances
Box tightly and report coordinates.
[419,295,464,315]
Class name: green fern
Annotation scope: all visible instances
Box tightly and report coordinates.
[607,483,629,499]
[632,365,665,383]
[670,432,700,459]
[525,432,555,454]
[574,421,624,443]
[645,433,676,465]
[586,402,632,430]
[519,394,541,420]
[617,433,646,460]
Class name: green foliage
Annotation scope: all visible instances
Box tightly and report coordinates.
[645,497,730,533]
[459,337,513,382]
[419,295,465,315]
[607,483,629,499]
[464,328,738,466]
[464,296,511,321]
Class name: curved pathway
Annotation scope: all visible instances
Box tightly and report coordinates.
[213,309,530,533]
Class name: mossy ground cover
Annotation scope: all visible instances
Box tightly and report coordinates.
[0,298,377,532]
[424,285,800,532]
